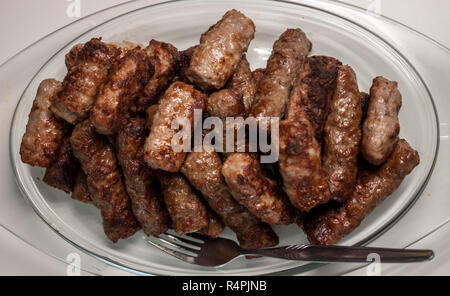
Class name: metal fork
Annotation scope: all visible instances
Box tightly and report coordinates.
[147,232,434,267]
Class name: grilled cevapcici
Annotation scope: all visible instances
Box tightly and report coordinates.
[70,120,140,242]
[20,9,420,248]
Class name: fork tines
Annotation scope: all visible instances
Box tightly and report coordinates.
[146,231,207,264]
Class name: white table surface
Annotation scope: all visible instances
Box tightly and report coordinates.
[0,0,449,276]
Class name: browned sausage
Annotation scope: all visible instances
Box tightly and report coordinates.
[65,43,84,70]
[70,120,140,242]
[303,139,419,245]
[362,76,402,165]
[177,45,197,84]
[322,65,362,202]
[199,209,225,238]
[252,68,265,87]
[186,9,255,91]
[181,149,278,248]
[111,41,143,57]
[20,79,67,167]
[279,117,330,212]
[157,172,208,235]
[132,40,179,111]
[286,56,341,141]
[226,56,257,114]
[90,47,152,135]
[222,153,294,225]
[250,29,312,121]
[144,81,206,172]
[206,89,245,120]
[145,104,159,130]
[116,118,170,236]
[52,38,121,124]
[72,169,92,204]
[43,136,79,193]
[65,41,141,70]
[205,89,246,154]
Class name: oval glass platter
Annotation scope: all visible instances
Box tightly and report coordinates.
[6,0,443,275]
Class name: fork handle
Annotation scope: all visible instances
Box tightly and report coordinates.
[240,245,434,263]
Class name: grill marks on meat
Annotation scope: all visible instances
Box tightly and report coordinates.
[145,104,159,130]
[71,170,92,204]
[250,29,312,121]
[51,38,121,124]
[20,79,67,167]
[206,88,246,154]
[222,153,294,226]
[187,9,255,91]
[144,81,206,172]
[90,47,153,135]
[303,139,419,245]
[70,120,140,242]
[279,117,330,212]
[117,118,170,233]
[177,46,197,84]
[158,172,208,235]
[286,56,341,141]
[362,76,402,165]
[43,136,79,193]
[200,209,225,238]
[206,89,245,120]
[323,65,362,203]
[116,118,170,236]
[278,56,342,212]
[226,56,258,114]
[181,149,278,249]
[65,41,142,70]
[133,40,179,111]
[252,68,265,88]
[110,41,143,58]
[65,43,84,70]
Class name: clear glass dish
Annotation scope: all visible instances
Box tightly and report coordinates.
[4,0,448,275]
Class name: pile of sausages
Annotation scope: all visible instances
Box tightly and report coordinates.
[20,9,419,248]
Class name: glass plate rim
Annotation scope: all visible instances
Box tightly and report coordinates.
[1,0,449,71]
